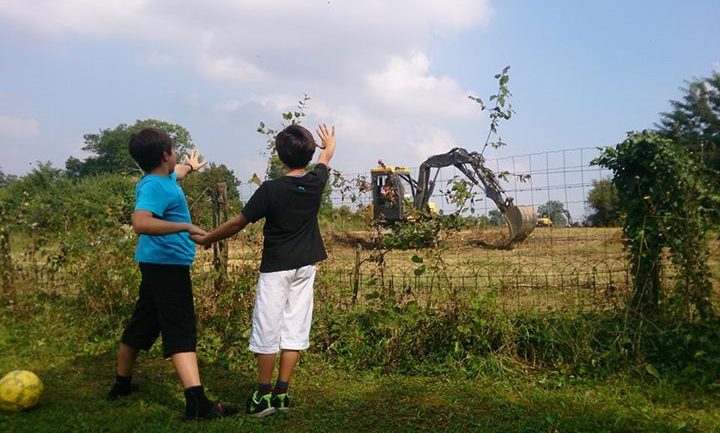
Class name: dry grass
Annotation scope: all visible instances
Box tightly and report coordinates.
[198,226,720,311]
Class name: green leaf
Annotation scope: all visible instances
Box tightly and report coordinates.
[411,254,424,263]
[365,290,380,300]
[645,364,661,380]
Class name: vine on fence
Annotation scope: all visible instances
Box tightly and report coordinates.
[595,130,716,319]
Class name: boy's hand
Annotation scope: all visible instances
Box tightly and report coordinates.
[189,233,213,250]
[189,233,207,244]
[186,224,208,237]
[316,124,336,166]
[182,149,209,172]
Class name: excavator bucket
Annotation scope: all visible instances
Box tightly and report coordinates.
[503,205,537,243]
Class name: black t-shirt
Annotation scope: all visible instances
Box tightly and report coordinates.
[241,163,329,272]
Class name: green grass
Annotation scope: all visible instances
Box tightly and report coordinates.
[1,301,719,433]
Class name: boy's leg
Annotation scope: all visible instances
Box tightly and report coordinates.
[256,353,276,385]
[107,343,141,400]
[272,350,299,411]
[116,343,140,377]
[247,270,293,417]
[170,352,201,388]
[153,264,237,420]
[273,265,316,411]
[108,265,161,400]
[245,352,276,417]
[277,350,299,382]
[172,351,236,421]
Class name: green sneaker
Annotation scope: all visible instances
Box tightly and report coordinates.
[271,392,291,412]
[245,391,275,417]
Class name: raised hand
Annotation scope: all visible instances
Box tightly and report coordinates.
[316,124,335,151]
[316,124,336,166]
[182,149,209,172]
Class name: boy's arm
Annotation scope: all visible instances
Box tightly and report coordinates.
[175,149,209,180]
[190,213,250,246]
[316,124,336,167]
[132,210,207,236]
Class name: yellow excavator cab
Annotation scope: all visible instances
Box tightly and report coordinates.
[536,216,553,227]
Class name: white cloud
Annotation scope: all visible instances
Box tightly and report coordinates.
[136,50,175,68]
[0,0,492,174]
[196,53,266,83]
[0,0,148,36]
[366,52,481,121]
[411,128,460,159]
[215,100,243,113]
[0,115,40,138]
[215,94,301,113]
[0,1,491,86]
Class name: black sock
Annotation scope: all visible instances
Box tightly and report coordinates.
[273,381,288,395]
[107,374,136,401]
[257,383,272,395]
[115,374,132,386]
[184,385,213,418]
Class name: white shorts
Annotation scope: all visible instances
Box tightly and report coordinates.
[248,264,316,354]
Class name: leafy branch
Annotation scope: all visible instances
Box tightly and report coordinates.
[468,65,515,157]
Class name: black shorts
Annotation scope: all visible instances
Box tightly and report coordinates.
[121,263,196,358]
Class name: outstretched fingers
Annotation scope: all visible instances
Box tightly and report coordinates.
[184,148,208,171]
[316,124,335,146]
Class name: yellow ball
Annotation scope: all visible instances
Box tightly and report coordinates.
[0,370,43,412]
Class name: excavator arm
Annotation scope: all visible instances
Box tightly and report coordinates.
[413,148,536,244]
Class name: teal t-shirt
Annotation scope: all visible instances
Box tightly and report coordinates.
[133,172,195,266]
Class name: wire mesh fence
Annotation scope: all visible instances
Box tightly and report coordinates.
[3,147,715,315]
[227,146,719,312]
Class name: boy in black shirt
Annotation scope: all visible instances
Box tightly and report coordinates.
[191,123,336,417]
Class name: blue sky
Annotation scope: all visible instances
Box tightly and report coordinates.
[1,0,718,186]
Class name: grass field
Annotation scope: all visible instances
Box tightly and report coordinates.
[2,300,720,433]
[2,227,719,432]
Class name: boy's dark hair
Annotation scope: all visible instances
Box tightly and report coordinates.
[275,124,316,169]
[128,127,173,172]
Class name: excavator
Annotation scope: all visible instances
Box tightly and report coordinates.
[370,147,536,246]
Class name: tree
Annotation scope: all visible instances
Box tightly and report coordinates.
[537,200,570,226]
[656,72,720,194]
[0,162,70,233]
[487,209,504,226]
[66,119,195,178]
[585,178,620,227]
[0,169,16,189]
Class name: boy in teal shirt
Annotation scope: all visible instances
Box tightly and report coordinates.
[106,127,237,420]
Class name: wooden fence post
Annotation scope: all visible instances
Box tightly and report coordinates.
[212,182,229,289]
[0,226,13,292]
[352,244,361,304]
